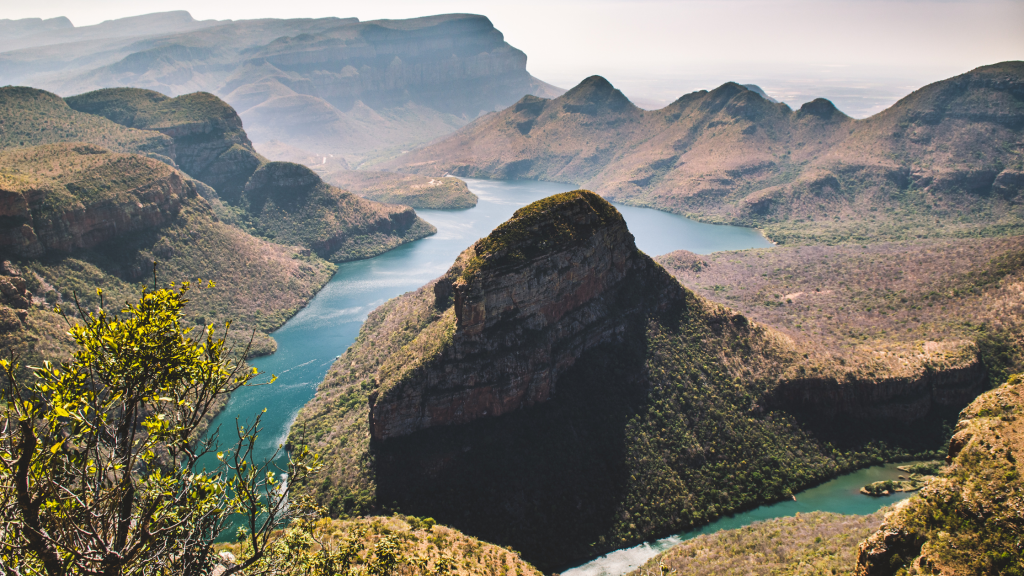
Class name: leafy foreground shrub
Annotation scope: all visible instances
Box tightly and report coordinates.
[0,282,319,576]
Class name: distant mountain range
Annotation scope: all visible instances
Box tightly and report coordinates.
[0,11,562,164]
[387,61,1024,245]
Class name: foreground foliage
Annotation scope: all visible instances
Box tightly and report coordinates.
[0,282,318,575]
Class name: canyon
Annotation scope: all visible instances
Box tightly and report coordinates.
[290,191,982,570]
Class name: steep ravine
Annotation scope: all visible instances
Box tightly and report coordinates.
[289,191,985,570]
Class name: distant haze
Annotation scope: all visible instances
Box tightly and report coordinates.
[4,0,1023,117]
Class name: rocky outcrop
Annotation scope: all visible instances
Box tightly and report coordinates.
[0,144,192,259]
[767,348,986,424]
[855,377,1024,576]
[0,261,33,331]
[368,190,684,440]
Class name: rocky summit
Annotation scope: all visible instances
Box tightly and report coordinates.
[368,190,682,440]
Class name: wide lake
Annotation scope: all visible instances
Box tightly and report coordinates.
[199,179,907,567]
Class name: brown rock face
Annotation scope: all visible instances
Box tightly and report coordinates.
[767,355,986,424]
[369,190,682,440]
[0,144,193,258]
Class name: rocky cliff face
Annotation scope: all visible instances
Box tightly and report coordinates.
[369,190,681,440]
[0,144,191,258]
[768,348,986,424]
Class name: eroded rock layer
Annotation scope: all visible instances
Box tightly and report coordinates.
[369,190,683,440]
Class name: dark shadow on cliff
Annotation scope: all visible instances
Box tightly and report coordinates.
[372,325,651,571]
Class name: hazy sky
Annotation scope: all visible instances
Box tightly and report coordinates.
[4,0,1023,115]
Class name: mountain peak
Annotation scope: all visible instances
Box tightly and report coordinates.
[560,76,635,114]
[796,98,846,120]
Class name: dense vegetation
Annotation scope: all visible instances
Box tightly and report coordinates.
[659,236,1024,387]
[631,510,887,576]
[857,376,1024,576]
[325,170,478,210]
[0,282,319,575]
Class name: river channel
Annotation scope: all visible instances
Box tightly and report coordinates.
[199,179,905,570]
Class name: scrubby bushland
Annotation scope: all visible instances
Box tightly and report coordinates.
[0,86,173,157]
[217,514,542,576]
[631,510,887,576]
[659,236,1024,387]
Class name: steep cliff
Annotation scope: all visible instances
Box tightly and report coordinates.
[368,190,679,440]
[289,192,974,570]
[0,86,437,263]
[241,162,435,262]
[0,143,188,258]
[855,376,1024,576]
[388,62,1024,245]
[0,143,336,366]
[66,88,265,202]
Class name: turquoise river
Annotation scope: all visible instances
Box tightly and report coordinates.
[200,179,914,574]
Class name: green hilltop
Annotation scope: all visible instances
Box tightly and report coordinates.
[0,86,172,156]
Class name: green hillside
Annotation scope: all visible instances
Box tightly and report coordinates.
[66,87,265,202]
[240,162,436,262]
[0,86,173,157]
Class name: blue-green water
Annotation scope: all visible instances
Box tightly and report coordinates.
[563,463,917,576]
[197,179,773,474]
